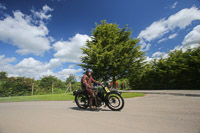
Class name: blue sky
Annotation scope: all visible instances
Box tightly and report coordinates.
[0,0,200,81]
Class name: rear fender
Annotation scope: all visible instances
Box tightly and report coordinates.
[73,89,83,96]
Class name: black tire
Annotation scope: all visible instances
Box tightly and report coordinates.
[75,93,89,109]
[106,92,124,111]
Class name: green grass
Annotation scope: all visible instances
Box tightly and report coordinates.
[0,92,144,103]
[121,92,145,98]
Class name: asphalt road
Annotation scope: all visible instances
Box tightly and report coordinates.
[0,94,200,133]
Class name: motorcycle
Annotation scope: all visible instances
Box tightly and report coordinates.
[73,85,124,111]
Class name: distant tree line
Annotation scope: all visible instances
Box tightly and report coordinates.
[0,74,80,97]
[129,47,200,90]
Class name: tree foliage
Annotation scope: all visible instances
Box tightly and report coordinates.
[129,47,200,89]
[39,75,65,91]
[0,71,7,81]
[65,74,77,85]
[79,20,145,87]
[0,77,34,97]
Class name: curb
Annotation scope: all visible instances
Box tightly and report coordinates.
[120,91,200,97]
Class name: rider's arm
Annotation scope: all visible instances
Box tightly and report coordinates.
[91,76,101,85]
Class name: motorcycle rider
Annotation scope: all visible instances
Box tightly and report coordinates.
[81,69,101,109]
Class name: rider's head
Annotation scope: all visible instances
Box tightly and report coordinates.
[86,69,92,77]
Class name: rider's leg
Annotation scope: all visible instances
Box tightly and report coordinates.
[86,88,95,108]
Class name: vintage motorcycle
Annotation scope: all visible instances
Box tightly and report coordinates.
[73,85,124,111]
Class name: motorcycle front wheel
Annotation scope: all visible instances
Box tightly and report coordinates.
[106,92,124,111]
[75,93,89,109]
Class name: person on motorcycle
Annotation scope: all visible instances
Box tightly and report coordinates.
[81,69,101,109]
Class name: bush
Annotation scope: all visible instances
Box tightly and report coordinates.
[1,77,34,97]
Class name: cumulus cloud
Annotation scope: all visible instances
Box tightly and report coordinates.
[0,55,83,80]
[53,33,91,63]
[14,57,48,79]
[138,19,168,42]
[0,5,53,55]
[14,57,79,80]
[138,7,200,51]
[0,5,85,80]
[182,25,200,46]
[0,55,16,70]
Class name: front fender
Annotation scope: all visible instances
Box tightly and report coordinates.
[105,90,122,101]
[108,89,121,95]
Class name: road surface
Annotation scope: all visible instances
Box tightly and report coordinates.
[0,94,200,133]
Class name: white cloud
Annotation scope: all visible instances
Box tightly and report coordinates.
[138,19,168,42]
[55,68,82,81]
[168,33,178,39]
[0,5,53,55]
[171,2,178,9]
[68,64,75,69]
[167,7,200,29]
[14,57,48,79]
[138,7,200,51]
[151,39,200,62]
[182,25,200,46]
[158,33,178,44]
[0,3,6,10]
[43,5,53,13]
[53,33,91,63]
[147,24,199,63]
[158,38,167,44]
[0,55,83,80]
[31,5,53,21]
[171,43,200,53]
[152,51,168,59]
[0,55,16,70]
[142,56,153,63]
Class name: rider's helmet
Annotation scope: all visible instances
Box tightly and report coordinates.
[86,69,92,76]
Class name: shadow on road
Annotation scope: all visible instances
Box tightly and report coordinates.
[69,107,112,112]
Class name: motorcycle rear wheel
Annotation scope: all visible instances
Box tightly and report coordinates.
[75,93,89,109]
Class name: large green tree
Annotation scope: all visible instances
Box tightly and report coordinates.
[65,74,77,85]
[79,20,145,87]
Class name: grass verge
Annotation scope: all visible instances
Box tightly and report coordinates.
[0,92,144,103]
[121,92,145,98]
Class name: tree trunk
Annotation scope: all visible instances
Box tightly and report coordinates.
[70,82,71,92]
[32,83,34,96]
[52,81,54,94]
